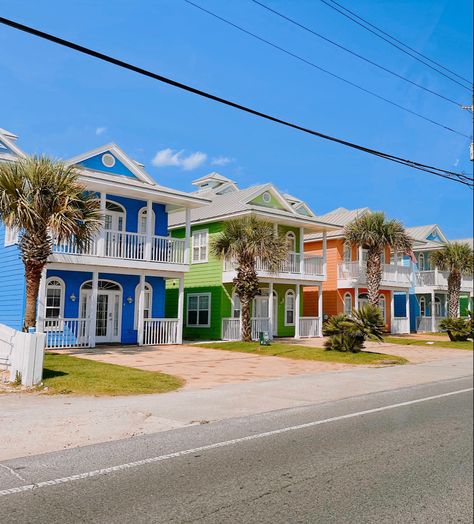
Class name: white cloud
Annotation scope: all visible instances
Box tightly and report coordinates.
[95,127,107,135]
[453,158,460,167]
[152,148,207,171]
[211,156,234,166]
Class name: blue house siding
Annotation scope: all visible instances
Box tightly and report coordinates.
[0,225,25,330]
[77,152,138,179]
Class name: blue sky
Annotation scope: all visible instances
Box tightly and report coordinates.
[1,0,472,238]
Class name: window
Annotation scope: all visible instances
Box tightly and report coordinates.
[418,253,425,270]
[134,282,153,329]
[286,231,296,252]
[4,226,19,246]
[102,153,116,168]
[419,296,426,316]
[232,293,241,319]
[285,290,295,326]
[434,296,441,317]
[262,191,271,203]
[192,230,208,263]
[343,293,352,315]
[343,243,351,262]
[380,252,386,264]
[187,293,211,327]
[138,207,155,235]
[379,295,386,322]
[45,277,65,329]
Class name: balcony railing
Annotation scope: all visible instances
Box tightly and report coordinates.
[52,230,186,265]
[224,252,324,277]
[338,262,412,286]
[415,270,473,290]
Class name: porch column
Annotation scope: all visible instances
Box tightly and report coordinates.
[137,274,146,346]
[443,293,448,318]
[97,192,106,257]
[295,284,301,339]
[268,282,274,339]
[88,271,99,348]
[318,284,323,337]
[184,208,191,264]
[405,291,410,334]
[430,289,436,332]
[36,268,47,332]
[354,287,359,311]
[358,246,363,268]
[145,200,153,261]
[390,291,395,333]
[177,276,184,344]
[299,227,305,275]
[322,231,327,277]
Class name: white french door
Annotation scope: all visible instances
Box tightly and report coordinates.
[80,290,122,343]
[253,293,277,336]
[104,208,125,258]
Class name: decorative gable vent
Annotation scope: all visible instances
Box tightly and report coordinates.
[102,153,116,168]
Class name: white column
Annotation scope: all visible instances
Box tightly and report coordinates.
[405,291,410,334]
[299,227,305,275]
[137,274,146,346]
[390,291,395,333]
[295,284,301,339]
[322,231,327,277]
[354,287,359,311]
[268,282,274,339]
[443,293,448,318]
[358,246,363,267]
[393,251,398,283]
[184,208,191,264]
[431,289,436,332]
[97,192,106,257]
[88,271,98,348]
[36,268,47,332]
[145,200,153,261]
[318,284,323,337]
[177,276,184,344]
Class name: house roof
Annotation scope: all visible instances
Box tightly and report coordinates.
[304,207,369,241]
[0,128,18,140]
[452,238,474,249]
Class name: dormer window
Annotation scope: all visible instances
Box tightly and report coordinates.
[102,153,116,168]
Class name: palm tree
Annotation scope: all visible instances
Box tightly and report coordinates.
[344,212,413,307]
[430,242,474,318]
[0,156,101,331]
[211,216,288,341]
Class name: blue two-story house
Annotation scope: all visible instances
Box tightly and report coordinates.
[0,128,208,348]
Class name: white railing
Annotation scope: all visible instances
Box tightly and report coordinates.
[224,253,324,277]
[391,317,410,334]
[304,256,324,276]
[143,318,180,345]
[222,318,241,341]
[416,270,473,290]
[299,317,320,338]
[40,318,90,349]
[251,317,270,340]
[416,316,444,333]
[52,230,186,265]
[338,262,412,286]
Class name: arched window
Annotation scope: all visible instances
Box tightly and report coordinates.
[286,231,296,252]
[379,294,386,322]
[232,293,241,319]
[134,282,153,329]
[419,296,426,316]
[418,253,425,270]
[285,290,296,326]
[343,243,351,262]
[343,293,352,316]
[434,296,441,317]
[45,277,65,328]
[138,207,155,235]
[104,200,126,232]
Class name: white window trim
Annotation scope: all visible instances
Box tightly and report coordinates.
[379,294,386,322]
[285,231,296,252]
[232,292,241,319]
[44,277,66,330]
[418,253,425,271]
[137,207,155,236]
[134,282,153,329]
[191,229,209,264]
[186,292,211,328]
[419,296,426,317]
[284,289,296,326]
[343,292,352,316]
[4,225,19,246]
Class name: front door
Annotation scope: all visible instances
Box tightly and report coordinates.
[253,293,278,336]
[81,290,122,343]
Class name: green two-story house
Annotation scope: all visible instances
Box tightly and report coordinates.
[165,173,338,341]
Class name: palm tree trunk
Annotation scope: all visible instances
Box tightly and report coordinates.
[447,271,461,318]
[366,250,382,307]
[24,261,44,331]
[240,298,252,342]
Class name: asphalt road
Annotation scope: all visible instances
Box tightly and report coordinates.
[1,376,472,523]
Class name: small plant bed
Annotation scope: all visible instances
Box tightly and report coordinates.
[197,342,407,365]
[42,353,184,395]
[384,337,473,351]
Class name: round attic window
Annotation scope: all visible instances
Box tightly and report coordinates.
[102,153,116,168]
[262,191,271,203]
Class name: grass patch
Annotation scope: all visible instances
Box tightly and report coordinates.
[196,342,407,365]
[384,337,473,351]
[43,353,184,395]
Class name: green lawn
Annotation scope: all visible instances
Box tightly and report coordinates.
[42,353,184,395]
[196,342,407,365]
[384,337,473,351]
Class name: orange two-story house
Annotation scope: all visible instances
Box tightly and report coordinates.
[303,208,413,334]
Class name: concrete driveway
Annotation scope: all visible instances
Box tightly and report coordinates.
[61,344,356,389]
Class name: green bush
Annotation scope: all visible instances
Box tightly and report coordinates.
[323,304,385,353]
[439,315,473,342]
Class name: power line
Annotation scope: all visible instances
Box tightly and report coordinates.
[320,0,473,91]
[251,0,463,107]
[0,15,472,188]
[183,0,469,139]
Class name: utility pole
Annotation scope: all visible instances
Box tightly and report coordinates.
[461,93,474,161]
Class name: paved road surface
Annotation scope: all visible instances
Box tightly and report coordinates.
[1,377,472,523]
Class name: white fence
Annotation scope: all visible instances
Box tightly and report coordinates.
[416,316,444,333]
[391,317,410,334]
[0,323,45,386]
[224,253,324,277]
[221,317,271,341]
[299,317,320,338]
[41,318,91,349]
[143,318,180,345]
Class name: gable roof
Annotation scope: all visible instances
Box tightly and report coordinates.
[304,207,369,241]
[0,128,26,161]
[450,238,474,249]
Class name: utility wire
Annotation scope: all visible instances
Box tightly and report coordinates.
[320,0,473,90]
[0,15,472,188]
[251,0,463,107]
[183,0,469,139]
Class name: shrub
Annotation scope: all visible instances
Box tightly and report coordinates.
[439,316,473,342]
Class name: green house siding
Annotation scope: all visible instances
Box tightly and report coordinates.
[249,191,286,210]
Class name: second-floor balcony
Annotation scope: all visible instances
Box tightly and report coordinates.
[223,252,325,282]
[338,261,413,288]
[415,269,473,292]
[50,229,187,271]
